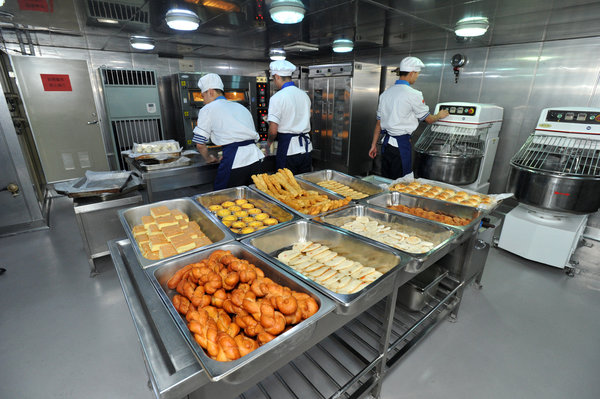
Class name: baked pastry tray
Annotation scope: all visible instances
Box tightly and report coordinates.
[296,169,385,201]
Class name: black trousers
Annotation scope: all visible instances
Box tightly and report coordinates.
[284,152,312,175]
[381,144,409,179]
[223,160,264,189]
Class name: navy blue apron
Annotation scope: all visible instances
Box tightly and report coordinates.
[214,139,256,190]
[274,81,311,169]
[381,132,412,177]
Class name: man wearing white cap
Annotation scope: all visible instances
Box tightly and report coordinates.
[369,56,449,179]
[267,60,312,174]
[193,73,264,190]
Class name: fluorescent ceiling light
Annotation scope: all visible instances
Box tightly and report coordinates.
[270,0,305,24]
[455,17,489,37]
[269,48,286,61]
[96,18,119,24]
[166,8,200,31]
[130,36,155,51]
[332,38,353,53]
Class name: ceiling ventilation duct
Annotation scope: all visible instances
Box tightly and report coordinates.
[283,41,318,52]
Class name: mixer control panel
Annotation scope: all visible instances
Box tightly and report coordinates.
[256,79,269,141]
[439,105,477,116]
[546,110,600,124]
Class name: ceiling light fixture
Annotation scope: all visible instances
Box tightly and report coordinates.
[130,36,155,51]
[454,17,489,37]
[269,48,286,61]
[270,0,305,24]
[332,38,353,53]
[166,8,200,31]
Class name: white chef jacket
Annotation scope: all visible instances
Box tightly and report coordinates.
[267,84,313,155]
[192,98,264,168]
[377,82,430,147]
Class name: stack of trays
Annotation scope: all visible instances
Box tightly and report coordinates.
[296,169,385,201]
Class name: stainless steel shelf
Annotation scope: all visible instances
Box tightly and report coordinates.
[236,277,461,399]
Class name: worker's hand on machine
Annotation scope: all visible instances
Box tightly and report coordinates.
[207,154,219,164]
[368,144,377,159]
[437,109,450,120]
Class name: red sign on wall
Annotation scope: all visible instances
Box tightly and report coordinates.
[18,0,54,12]
[40,74,72,91]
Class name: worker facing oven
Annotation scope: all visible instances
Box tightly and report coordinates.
[267,60,313,174]
[192,73,264,191]
[369,56,450,179]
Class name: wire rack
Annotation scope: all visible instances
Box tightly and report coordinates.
[511,134,600,177]
[414,124,488,157]
[236,277,461,399]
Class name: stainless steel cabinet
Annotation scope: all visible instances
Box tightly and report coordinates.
[308,63,381,176]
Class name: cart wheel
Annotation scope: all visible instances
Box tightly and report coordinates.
[0,268,6,275]
[565,267,575,277]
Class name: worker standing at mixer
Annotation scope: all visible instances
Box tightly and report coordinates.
[368,56,449,179]
[192,73,264,190]
[267,60,313,174]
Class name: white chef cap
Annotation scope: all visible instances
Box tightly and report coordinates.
[269,60,296,77]
[198,73,224,92]
[399,56,425,72]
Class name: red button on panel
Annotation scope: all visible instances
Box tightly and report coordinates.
[468,108,475,114]
[595,114,600,122]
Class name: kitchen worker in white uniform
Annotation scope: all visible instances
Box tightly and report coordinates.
[368,56,449,179]
[193,73,264,190]
[267,60,313,174]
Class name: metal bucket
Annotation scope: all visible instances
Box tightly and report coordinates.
[414,151,482,185]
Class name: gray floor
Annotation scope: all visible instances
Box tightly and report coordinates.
[1,196,599,399]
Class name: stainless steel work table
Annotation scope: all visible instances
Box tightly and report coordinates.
[108,216,478,399]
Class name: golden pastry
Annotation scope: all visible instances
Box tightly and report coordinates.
[240,227,255,234]
[208,204,222,212]
[254,213,269,221]
[231,221,246,229]
[241,203,255,209]
[216,209,231,218]
[248,221,264,228]
[228,205,242,212]
[242,216,255,223]
[230,228,241,233]
[222,215,237,222]
[263,218,278,226]
[248,208,262,215]
[235,199,248,205]
[222,220,234,227]
[221,201,235,208]
[234,210,248,218]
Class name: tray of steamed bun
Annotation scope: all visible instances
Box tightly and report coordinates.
[242,220,408,314]
[119,198,234,268]
[314,204,458,260]
[365,191,484,232]
[145,242,335,383]
[194,186,299,239]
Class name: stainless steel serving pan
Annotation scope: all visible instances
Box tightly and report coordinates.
[193,186,299,239]
[249,179,348,218]
[145,242,335,383]
[314,204,458,269]
[364,191,483,232]
[119,198,234,268]
[296,169,385,200]
[241,220,408,315]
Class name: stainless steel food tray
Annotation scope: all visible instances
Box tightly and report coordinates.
[119,198,234,268]
[364,191,483,232]
[314,204,458,267]
[296,169,385,200]
[145,242,335,383]
[249,179,348,219]
[241,220,408,315]
[193,186,299,240]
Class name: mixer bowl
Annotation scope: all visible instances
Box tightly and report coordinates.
[507,164,600,214]
[414,151,482,185]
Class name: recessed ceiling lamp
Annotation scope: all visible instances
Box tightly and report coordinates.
[130,36,155,51]
[332,38,353,53]
[166,8,200,31]
[270,0,305,24]
[454,17,489,37]
[269,48,286,61]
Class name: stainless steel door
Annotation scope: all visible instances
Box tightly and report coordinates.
[309,78,328,162]
[11,56,109,182]
[329,76,351,167]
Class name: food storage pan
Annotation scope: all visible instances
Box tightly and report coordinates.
[296,169,385,200]
[249,179,349,219]
[314,204,458,268]
[364,191,483,231]
[397,266,449,312]
[119,198,234,268]
[194,186,299,240]
[145,242,335,383]
[241,220,408,315]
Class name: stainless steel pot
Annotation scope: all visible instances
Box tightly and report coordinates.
[414,151,482,185]
[507,165,600,214]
